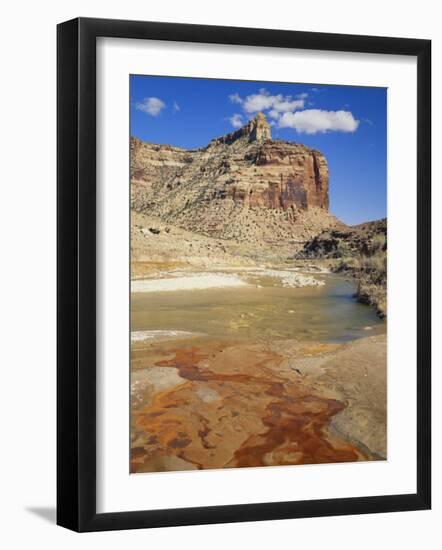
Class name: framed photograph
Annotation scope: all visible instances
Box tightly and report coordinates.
[57,17,431,532]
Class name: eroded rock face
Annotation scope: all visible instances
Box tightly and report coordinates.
[297,219,387,259]
[210,111,272,145]
[131,113,334,242]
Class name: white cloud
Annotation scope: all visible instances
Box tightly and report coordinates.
[271,98,305,113]
[242,91,275,113]
[135,97,166,116]
[173,101,180,112]
[278,109,359,134]
[241,89,305,114]
[229,93,243,104]
[230,89,305,115]
[226,88,359,136]
[229,113,244,129]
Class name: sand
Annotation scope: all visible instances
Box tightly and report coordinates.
[131,273,249,293]
[131,269,324,293]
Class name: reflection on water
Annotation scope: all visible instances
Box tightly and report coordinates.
[131,273,385,344]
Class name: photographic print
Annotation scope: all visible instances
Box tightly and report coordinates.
[130,75,387,474]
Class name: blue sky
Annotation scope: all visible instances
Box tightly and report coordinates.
[130,75,386,225]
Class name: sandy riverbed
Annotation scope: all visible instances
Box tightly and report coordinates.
[131,268,324,293]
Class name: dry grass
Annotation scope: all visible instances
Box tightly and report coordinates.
[335,235,387,318]
[355,254,387,319]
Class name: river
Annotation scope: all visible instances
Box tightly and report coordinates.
[131,269,385,345]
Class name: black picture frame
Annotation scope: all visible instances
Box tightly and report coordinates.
[57,17,431,532]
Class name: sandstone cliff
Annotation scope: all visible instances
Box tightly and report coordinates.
[131,113,342,248]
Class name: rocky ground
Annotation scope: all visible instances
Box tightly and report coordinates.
[131,211,255,277]
[131,334,386,473]
[131,210,345,276]
[296,218,386,259]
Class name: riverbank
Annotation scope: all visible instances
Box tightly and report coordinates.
[335,250,387,319]
[131,266,326,294]
[296,219,387,318]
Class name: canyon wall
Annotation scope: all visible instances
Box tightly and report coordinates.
[131,113,338,243]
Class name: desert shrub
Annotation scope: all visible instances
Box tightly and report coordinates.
[357,277,387,318]
[371,233,387,254]
[335,256,355,271]
[355,251,386,284]
[336,240,352,257]
[353,248,387,317]
[334,246,387,318]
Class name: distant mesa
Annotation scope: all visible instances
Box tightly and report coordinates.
[130,113,340,244]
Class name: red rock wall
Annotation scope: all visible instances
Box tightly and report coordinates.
[131,133,329,216]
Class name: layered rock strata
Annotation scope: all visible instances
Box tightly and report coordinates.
[131,113,339,245]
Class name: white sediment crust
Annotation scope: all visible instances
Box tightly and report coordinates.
[130,330,201,342]
[131,269,323,293]
[131,273,250,292]
[244,269,325,287]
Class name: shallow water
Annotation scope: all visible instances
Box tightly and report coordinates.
[130,270,386,472]
[131,271,385,344]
